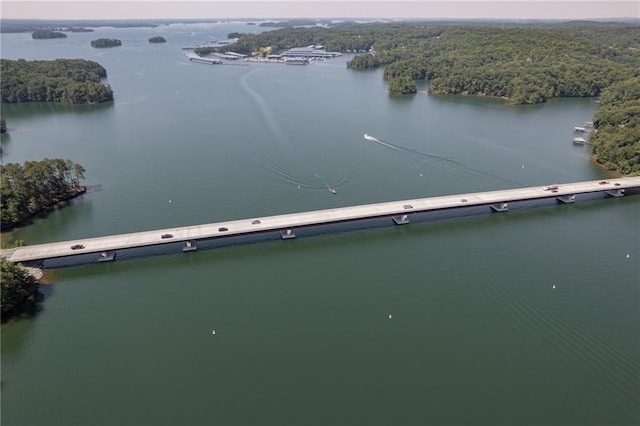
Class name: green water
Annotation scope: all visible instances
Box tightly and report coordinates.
[1,23,638,425]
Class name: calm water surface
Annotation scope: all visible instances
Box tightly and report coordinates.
[1,23,638,425]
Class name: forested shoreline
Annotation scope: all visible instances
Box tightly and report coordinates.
[591,77,640,174]
[221,21,639,174]
[1,258,40,319]
[1,59,114,104]
[1,158,87,229]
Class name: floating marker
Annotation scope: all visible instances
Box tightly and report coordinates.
[388,314,392,319]
[169,199,172,203]
[521,165,525,168]
[552,285,556,289]
[626,254,630,258]
[212,330,216,335]
[420,173,423,177]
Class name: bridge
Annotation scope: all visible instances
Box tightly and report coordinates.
[2,177,638,265]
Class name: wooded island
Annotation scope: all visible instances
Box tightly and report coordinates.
[0,59,113,104]
[91,38,122,48]
[31,29,66,39]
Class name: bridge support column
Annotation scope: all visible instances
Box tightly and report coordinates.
[98,251,116,262]
[182,240,198,252]
[392,214,410,225]
[556,194,576,204]
[280,229,296,239]
[605,188,625,197]
[490,203,508,212]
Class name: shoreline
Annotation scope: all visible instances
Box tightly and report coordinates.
[1,185,87,231]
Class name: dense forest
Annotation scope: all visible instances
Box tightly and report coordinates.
[148,35,166,43]
[591,77,640,175]
[91,38,122,48]
[1,158,86,229]
[1,59,113,104]
[215,21,639,102]
[32,29,66,39]
[1,258,39,317]
[1,118,6,133]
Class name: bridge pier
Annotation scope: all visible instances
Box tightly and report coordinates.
[98,251,116,262]
[280,229,296,239]
[605,188,625,197]
[490,203,508,212]
[182,240,198,252]
[556,194,576,204]
[392,214,410,225]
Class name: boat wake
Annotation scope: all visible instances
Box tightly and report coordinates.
[241,70,346,189]
[363,132,522,185]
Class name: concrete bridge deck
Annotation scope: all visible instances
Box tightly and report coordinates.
[2,177,638,264]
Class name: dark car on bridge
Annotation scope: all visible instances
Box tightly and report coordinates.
[71,244,85,250]
[161,234,173,239]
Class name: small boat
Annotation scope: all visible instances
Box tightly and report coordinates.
[329,188,337,194]
[574,126,586,132]
[573,137,587,144]
[363,133,375,141]
[584,121,594,128]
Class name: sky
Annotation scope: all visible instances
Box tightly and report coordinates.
[1,0,638,21]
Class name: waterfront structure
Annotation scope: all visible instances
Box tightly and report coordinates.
[184,53,222,65]
[281,45,342,59]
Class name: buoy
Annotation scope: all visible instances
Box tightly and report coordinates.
[388,314,392,319]
[420,173,423,177]
[521,165,525,168]
[626,254,630,258]
[212,330,216,335]
[169,199,172,203]
[297,185,300,189]
[552,285,556,289]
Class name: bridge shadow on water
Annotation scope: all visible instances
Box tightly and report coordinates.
[37,191,630,270]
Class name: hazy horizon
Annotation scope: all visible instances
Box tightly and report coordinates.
[2,1,639,21]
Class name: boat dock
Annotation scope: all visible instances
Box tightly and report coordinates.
[2,177,638,265]
[184,53,222,65]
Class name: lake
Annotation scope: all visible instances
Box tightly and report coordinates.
[1,22,638,425]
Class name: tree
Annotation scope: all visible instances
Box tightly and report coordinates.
[388,76,417,95]
[1,259,39,317]
[346,53,380,69]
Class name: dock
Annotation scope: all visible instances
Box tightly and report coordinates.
[184,53,222,65]
[2,177,638,265]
